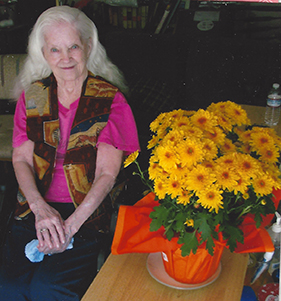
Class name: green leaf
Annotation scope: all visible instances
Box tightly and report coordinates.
[178,231,199,256]
[206,238,216,256]
[224,225,244,252]
[149,206,170,231]
[195,214,212,243]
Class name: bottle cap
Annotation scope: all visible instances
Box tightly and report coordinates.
[264,251,274,261]
[272,212,281,233]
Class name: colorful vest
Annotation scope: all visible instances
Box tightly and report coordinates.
[14,72,119,232]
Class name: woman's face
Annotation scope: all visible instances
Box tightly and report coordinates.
[43,22,91,84]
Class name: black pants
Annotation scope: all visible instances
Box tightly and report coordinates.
[0,203,105,301]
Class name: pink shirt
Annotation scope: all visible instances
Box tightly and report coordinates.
[13,91,140,203]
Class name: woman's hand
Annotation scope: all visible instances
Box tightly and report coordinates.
[34,201,68,254]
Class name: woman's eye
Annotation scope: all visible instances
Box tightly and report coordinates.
[51,48,58,53]
[71,45,78,50]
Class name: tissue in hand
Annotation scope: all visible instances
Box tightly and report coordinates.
[25,238,74,262]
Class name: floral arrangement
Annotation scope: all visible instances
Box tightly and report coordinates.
[124,101,281,256]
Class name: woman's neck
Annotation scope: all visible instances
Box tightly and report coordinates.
[56,76,86,109]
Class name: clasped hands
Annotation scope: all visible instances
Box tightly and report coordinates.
[35,203,75,255]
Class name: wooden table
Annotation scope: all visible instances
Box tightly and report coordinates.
[82,249,248,301]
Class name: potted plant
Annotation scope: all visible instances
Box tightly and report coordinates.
[123,101,281,283]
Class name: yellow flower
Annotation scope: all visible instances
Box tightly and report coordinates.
[162,129,184,146]
[196,185,224,213]
[252,175,275,196]
[153,178,167,200]
[216,153,236,168]
[172,116,191,129]
[261,199,267,205]
[150,112,168,133]
[235,153,260,179]
[215,114,233,132]
[258,147,279,164]
[225,101,250,126]
[123,151,139,168]
[204,127,225,145]
[156,142,179,171]
[250,131,275,152]
[190,109,218,132]
[165,176,183,199]
[177,138,205,168]
[215,166,240,191]
[186,165,216,192]
[220,138,237,154]
[148,156,162,180]
[147,135,160,150]
[184,125,204,139]
[184,219,194,227]
[202,139,218,161]
[177,190,192,205]
[233,177,250,195]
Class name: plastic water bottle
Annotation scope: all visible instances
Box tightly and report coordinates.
[264,83,281,126]
[267,212,281,275]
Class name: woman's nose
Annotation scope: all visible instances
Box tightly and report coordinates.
[61,49,71,61]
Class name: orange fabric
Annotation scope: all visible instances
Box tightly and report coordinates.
[111,191,281,255]
[162,241,224,284]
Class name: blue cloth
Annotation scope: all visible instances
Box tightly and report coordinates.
[241,286,257,301]
[25,238,74,262]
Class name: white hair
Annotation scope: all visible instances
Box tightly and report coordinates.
[14,5,128,99]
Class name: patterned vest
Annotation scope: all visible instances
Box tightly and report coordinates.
[14,72,119,231]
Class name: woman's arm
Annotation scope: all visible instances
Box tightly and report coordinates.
[37,142,123,254]
[12,140,66,250]
[64,142,123,236]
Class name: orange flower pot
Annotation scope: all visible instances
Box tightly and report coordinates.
[161,241,225,284]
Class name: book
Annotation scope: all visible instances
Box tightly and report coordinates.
[122,7,127,29]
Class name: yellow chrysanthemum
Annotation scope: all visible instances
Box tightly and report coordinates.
[215,114,233,132]
[204,127,226,145]
[252,175,275,196]
[262,163,281,189]
[202,139,218,160]
[233,177,250,195]
[196,185,224,213]
[165,176,183,199]
[176,190,192,205]
[148,156,162,180]
[172,116,191,129]
[150,112,167,133]
[214,166,240,191]
[220,138,237,154]
[147,135,160,150]
[153,178,167,200]
[216,153,237,168]
[235,153,260,179]
[202,161,216,170]
[184,219,194,227]
[190,109,218,132]
[183,125,204,139]
[156,143,179,171]
[225,101,250,126]
[123,151,139,168]
[250,131,275,152]
[185,165,216,192]
[162,129,184,146]
[258,147,280,164]
[177,138,205,168]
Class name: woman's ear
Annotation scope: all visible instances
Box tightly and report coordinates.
[87,38,92,57]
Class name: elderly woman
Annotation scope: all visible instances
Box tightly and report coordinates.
[0,5,139,301]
